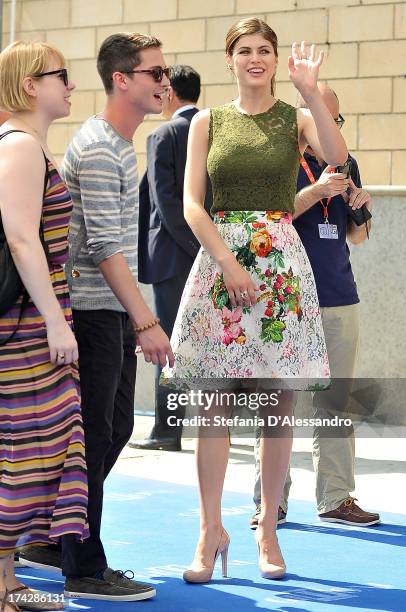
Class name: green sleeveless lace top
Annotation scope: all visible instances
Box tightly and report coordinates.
[207,100,300,214]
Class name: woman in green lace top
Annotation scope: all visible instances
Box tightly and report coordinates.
[162,18,348,582]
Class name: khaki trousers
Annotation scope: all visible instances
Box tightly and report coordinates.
[254,303,360,513]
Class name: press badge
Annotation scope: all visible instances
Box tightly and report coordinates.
[318,223,338,239]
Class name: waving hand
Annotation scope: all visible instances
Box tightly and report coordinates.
[288,41,324,97]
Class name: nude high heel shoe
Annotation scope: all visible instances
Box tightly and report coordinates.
[255,529,286,580]
[183,528,230,583]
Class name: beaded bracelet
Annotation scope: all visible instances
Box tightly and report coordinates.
[133,317,160,334]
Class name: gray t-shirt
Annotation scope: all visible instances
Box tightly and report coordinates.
[62,116,139,311]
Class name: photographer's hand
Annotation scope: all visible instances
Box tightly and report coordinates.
[316,165,350,199]
[294,165,349,219]
[346,177,372,210]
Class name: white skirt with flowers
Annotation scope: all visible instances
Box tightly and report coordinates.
[161,210,330,391]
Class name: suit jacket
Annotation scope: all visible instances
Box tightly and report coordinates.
[138,108,212,284]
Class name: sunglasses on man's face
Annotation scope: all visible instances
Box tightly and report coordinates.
[334,113,345,129]
[122,66,171,83]
[34,68,69,87]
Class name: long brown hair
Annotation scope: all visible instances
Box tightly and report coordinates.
[225,18,278,96]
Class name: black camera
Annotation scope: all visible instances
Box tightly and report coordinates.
[336,159,351,178]
[337,159,372,227]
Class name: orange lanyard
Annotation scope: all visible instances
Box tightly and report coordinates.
[300,157,335,222]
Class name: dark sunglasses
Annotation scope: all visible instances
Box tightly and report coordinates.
[34,68,69,87]
[122,66,170,83]
[334,113,345,129]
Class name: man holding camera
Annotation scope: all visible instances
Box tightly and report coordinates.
[252,83,378,528]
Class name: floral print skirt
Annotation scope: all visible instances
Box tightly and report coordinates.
[161,211,330,390]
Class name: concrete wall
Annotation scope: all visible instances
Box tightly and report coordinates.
[1,0,406,184]
[350,191,406,379]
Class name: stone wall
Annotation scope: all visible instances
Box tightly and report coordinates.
[2,0,406,184]
[349,191,406,379]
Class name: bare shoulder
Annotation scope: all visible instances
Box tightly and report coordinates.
[192,108,211,122]
[0,131,45,190]
[188,109,211,145]
[190,108,210,129]
[296,107,312,125]
[296,107,311,118]
[0,129,42,151]
[0,130,44,169]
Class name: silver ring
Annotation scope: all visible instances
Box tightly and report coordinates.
[240,291,248,299]
[58,353,65,360]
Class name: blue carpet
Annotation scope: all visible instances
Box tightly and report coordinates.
[17,473,406,612]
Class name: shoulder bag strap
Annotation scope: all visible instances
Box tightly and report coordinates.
[0,130,50,344]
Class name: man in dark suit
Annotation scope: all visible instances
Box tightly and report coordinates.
[131,65,212,451]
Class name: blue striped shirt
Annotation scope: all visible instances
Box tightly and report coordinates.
[62,116,138,311]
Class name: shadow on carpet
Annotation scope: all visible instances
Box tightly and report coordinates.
[17,473,406,612]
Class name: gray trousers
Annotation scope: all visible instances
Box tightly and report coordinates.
[254,303,360,513]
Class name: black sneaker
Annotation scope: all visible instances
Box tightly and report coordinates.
[128,438,181,451]
[64,568,156,601]
[249,504,287,530]
[14,552,23,568]
[18,545,62,573]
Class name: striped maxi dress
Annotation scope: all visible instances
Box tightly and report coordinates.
[0,159,89,555]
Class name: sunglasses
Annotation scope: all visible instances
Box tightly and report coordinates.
[34,68,69,87]
[334,113,345,129]
[122,66,171,83]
